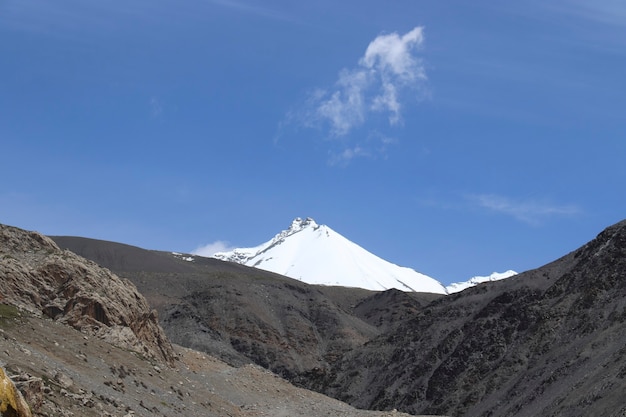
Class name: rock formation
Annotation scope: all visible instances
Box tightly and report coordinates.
[0,224,175,365]
[0,365,31,417]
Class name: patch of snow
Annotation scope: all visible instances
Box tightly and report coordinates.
[171,252,195,262]
[446,270,518,294]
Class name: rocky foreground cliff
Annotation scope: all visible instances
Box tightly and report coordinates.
[0,224,175,365]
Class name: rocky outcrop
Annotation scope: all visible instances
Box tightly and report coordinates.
[0,365,32,417]
[0,224,175,365]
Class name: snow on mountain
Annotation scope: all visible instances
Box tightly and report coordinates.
[212,217,448,294]
[445,270,518,294]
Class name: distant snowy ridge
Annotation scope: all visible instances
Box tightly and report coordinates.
[213,217,448,294]
[445,270,518,294]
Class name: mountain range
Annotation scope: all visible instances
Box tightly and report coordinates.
[212,217,516,294]
[0,223,416,417]
[3,218,626,416]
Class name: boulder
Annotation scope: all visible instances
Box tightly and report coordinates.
[0,366,32,417]
[0,224,175,365]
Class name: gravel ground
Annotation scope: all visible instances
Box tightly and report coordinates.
[0,309,440,417]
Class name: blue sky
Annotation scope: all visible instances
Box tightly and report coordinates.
[2,0,625,285]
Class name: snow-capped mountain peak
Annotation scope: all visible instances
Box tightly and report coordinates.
[266,217,321,249]
[213,217,321,266]
[290,216,318,231]
[213,217,448,294]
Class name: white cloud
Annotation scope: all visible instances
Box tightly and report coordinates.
[314,27,426,137]
[280,27,427,164]
[316,68,370,137]
[326,131,398,166]
[209,0,296,22]
[361,27,426,82]
[150,96,163,118]
[371,82,401,125]
[192,240,235,257]
[328,146,370,166]
[470,194,581,225]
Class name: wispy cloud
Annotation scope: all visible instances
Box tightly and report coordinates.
[280,27,428,164]
[150,96,163,118]
[317,26,426,136]
[327,131,398,166]
[328,146,370,167]
[498,0,626,53]
[192,240,235,257]
[469,193,581,225]
[546,0,626,27]
[209,0,296,22]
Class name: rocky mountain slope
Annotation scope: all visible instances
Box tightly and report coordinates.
[319,219,626,416]
[1,223,422,417]
[53,219,626,417]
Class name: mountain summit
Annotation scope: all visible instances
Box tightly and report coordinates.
[212,217,447,294]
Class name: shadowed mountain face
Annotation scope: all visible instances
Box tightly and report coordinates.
[320,220,626,416]
[53,219,626,417]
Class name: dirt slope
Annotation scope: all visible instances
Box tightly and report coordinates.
[0,305,423,417]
